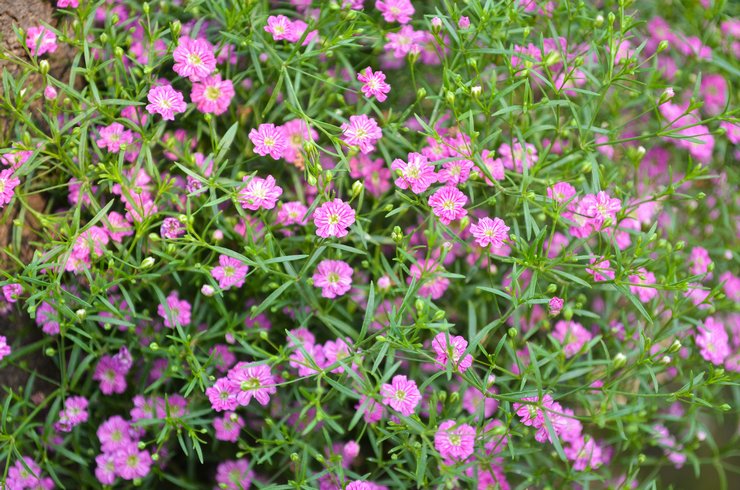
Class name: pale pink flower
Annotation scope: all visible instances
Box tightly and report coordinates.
[434,420,475,462]
[341,115,382,154]
[249,124,287,160]
[428,186,468,225]
[313,260,354,298]
[226,362,277,406]
[380,374,421,416]
[237,174,283,210]
[481,149,505,184]
[281,119,318,166]
[264,15,294,41]
[432,332,473,372]
[695,317,730,365]
[26,26,57,56]
[214,412,245,442]
[0,336,10,361]
[375,0,415,24]
[96,123,134,152]
[586,257,615,282]
[357,67,391,102]
[552,320,592,357]
[629,268,658,303]
[146,84,187,120]
[0,169,21,208]
[191,74,234,115]
[391,152,437,194]
[206,378,239,412]
[313,199,356,238]
[470,217,509,249]
[277,201,308,227]
[157,291,192,327]
[172,36,216,81]
[549,297,564,316]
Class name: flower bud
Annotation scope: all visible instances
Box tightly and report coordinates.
[201,285,215,297]
[613,353,627,369]
[75,309,87,321]
[351,180,363,198]
[39,60,49,75]
[446,91,455,105]
[507,328,517,338]
[471,85,482,97]
[657,40,669,52]
[141,257,155,269]
[171,20,182,39]
[668,339,681,353]
[659,87,675,105]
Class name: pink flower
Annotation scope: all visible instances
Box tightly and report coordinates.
[214,412,245,442]
[695,317,730,366]
[549,297,564,316]
[0,169,21,208]
[160,217,185,239]
[2,283,22,303]
[97,416,133,452]
[375,0,415,24]
[552,320,592,357]
[93,355,129,395]
[323,337,354,373]
[438,159,473,186]
[380,374,421,416]
[689,246,712,276]
[277,201,309,228]
[341,115,383,154]
[114,444,152,480]
[408,259,449,300]
[462,385,499,418]
[586,257,615,282]
[565,435,604,471]
[26,26,57,56]
[356,395,384,424]
[157,291,192,327]
[498,139,538,172]
[264,15,294,41]
[432,332,473,372]
[281,119,318,166]
[96,123,134,152]
[548,182,577,204]
[0,336,10,361]
[428,186,468,225]
[470,217,509,249]
[480,149,505,184]
[313,199,356,238]
[391,152,438,194]
[57,0,79,7]
[384,26,425,58]
[226,362,277,406]
[146,84,187,121]
[206,378,239,412]
[357,67,391,102]
[458,16,471,29]
[313,260,354,298]
[629,268,658,303]
[211,254,249,290]
[172,36,216,82]
[191,74,234,115]
[238,174,283,211]
[215,459,254,490]
[249,123,287,160]
[434,420,475,462]
[55,396,89,432]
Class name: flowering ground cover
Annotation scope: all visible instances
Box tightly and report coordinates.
[0,0,739,488]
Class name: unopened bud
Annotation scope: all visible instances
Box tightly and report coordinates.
[141,257,155,269]
[39,60,49,75]
[613,353,627,369]
[471,85,482,97]
[201,285,215,297]
[351,180,363,198]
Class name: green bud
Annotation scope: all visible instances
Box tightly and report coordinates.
[546,284,557,294]
[114,46,124,59]
[45,347,56,356]
[594,14,604,27]
[507,328,517,338]
[75,309,87,321]
[171,20,182,39]
[416,87,427,100]
[149,342,159,351]
[351,180,363,198]
[613,353,627,369]
[657,40,669,53]
[719,404,732,412]
[290,452,300,462]
[414,299,425,312]
[637,454,646,464]
[143,2,150,14]
[449,391,459,404]
[445,91,455,106]
[675,240,685,251]
[562,307,573,321]
[39,60,49,75]
[669,339,681,353]
[141,257,155,269]
[433,310,445,321]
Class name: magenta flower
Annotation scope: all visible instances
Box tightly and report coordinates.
[341,115,383,154]
[552,320,592,358]
[93,355,129,395]
[357,67,391,102]
[695,317,730,366]
[432,332,473,372]
[408,259,450,300]
[157,291,192,327]
[277,201,309,227]
[428,186,468,225]
[689,246,712,276]
[55,396,89,432]
[215,459,254,490]
[313,259,354,299]
[237,174,283,211]
[57,0,79,7]
[548,182,577,204]
[586,257,615,282]
[146,84,187,121]
[391,152,438,194]
[438,159,473,186]
[172,36,216,82]
[498,139,538,172]
[384,25,425,58]
[2,283,22,303]
[26,26,58,56]
[211,254,249,290]
[0,169,21,209]
[380,374,421,416]
[629,268,658,303]
[470,216,509,249]
[249,123,287,160]
[226,362,277,406]
[434,420,475,462]
[206,378,239,412]
[549,296,564,316]
[375,0,415,24]
[214,412,245,442]
[481,149,505,184]
[114,444,152,480]
[160,217,185,239]
[323,337,354,374]
[191,74,235,115]
[97,416,133,452]
[96,123,134,153]
[0,335,10,361]
[281,119,318,166]
[313,199,356,238]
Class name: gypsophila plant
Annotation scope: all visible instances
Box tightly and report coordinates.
[0,0,739,488]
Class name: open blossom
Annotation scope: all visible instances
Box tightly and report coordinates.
[434,420,475,462]
[249,123,287,160]
[0,336,11,361]
[313,260,353,299]
[438,159,473,186]
[384,25,425,58]
[226,362,277,406]
[211,254,249,290]
[96,123,134,152]
[281,119,318,167]
[357,67,391,102]
[313,199,356,238]
[498,139,538,172]
[0,169,21,208]
[695,317,730,365]
[277,201,308,227]
[157,291,192,327]
[341,115,382,154]
[552,320,592,357]
[391,152,437,194]
[586,257,615,282]
[93,354,130,395]
[432,332,473,372]
[481,149,505,183]
[238,174,283,210]
[55,396,89,432]
[380,374,421,416]
[376,0,415,24]
[215,459,254,490]
[97,416,133,452]
[173,36,216,81]
[191,74,234,115]
[115,445,152,480]
[264,15,294,41]
[146,84,187,121]
[548,182,577,204]
[206,378,239,412]
[689,246,712,276]
[629,268,658,303]
[470,217,509,249]
[26,26,58,56]
[214,412,245,442]
[160,217,185,239]
[428,186,468,225]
